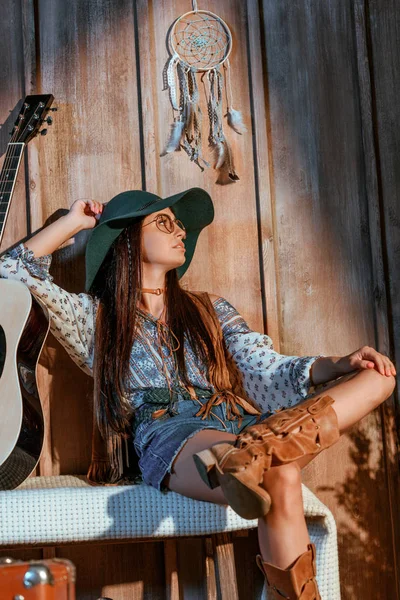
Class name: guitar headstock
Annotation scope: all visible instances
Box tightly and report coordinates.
[10,95,55,145]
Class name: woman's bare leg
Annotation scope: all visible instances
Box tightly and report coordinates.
[163,429,235,505]
[297,368,396,469]
[164,429,309,569]
[257,463,310,567]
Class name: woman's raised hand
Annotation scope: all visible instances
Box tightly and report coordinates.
[23,199,104,258]
[68,199,104,231]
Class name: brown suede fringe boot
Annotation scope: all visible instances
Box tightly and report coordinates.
[193,394,339,519]
[256,543,321,600]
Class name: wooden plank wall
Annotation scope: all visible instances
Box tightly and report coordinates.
[258,1,400,597]
[1,0,399,597]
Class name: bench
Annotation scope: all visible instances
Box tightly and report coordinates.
[0,475,340,598]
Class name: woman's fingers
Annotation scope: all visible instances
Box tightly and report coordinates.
[68,198,103,230]
[359,360,375,370]
[84,200,103,216]
[87,200,101,213]
[385,358,396,376]
[362,347,396,376]
[380,356,396,376]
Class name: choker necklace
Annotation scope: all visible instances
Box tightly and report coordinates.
[140,287,165,295]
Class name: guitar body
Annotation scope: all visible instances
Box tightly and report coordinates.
[0,94,54,489]
[0,280,50,489]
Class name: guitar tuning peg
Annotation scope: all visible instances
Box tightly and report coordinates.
[50,107,58,112]
[40,128,48,136]
[45,116,53,125]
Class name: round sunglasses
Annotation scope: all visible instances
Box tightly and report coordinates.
[142,213,186,234]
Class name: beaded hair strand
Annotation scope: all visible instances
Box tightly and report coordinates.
[126,234,133,301]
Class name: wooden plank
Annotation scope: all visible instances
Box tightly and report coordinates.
[246,0,280,347]
[42,547,56,559]
[176,538,205,600]
[260,0,396,597]
[232,528,264,600]
[204,538,217,600]
[57,542,165,600]
[214,533,239,600]
[21,0,37,99]
[164,540,180,600]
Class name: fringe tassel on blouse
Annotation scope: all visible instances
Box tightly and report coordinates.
[194,389,260,429]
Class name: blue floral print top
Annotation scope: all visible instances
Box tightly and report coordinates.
[0,243,322,413]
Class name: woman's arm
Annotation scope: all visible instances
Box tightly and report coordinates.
[24,199,103,257]
[309,356,344,386]
[0,199,104,375]
[311,349,396,384]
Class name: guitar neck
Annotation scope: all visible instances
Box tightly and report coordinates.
[0,143,25,246]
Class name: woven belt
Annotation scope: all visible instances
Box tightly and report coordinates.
[132,386,215,432]
[132,385,260,433]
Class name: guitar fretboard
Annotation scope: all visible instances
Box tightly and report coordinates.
[0,143,25,245]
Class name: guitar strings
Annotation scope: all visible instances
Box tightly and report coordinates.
[0,102,33,194]
[0,104,28,204]
[0,107,25,196]
[0,103,37,227]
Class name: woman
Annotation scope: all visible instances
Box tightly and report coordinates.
[0,187,395,599]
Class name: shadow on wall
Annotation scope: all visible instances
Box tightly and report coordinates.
[318,421,396,599]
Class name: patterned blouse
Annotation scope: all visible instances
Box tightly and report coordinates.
[0,243,322,413]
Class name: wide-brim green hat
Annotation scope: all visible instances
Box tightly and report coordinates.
[85,187,214,292]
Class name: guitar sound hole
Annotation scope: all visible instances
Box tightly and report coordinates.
[0,326,5,379]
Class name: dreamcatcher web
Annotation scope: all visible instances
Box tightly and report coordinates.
[171,10,231,71]
[161,1,246,185]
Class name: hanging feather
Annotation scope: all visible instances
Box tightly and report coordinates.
[166,52,180,111]
[179,64,193,159]
[160,118,185,155]
[223,136,238,180]
[206,68,239,184]
[216,164,237,185]
[185,68,199,143]
[184,74,195,143]
[225,107,247,134]
[210,139,225,170]
[211,137,240,184]
[222,57,247,138]
[184,102,194,142]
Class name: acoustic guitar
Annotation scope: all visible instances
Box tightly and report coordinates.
[0,95,55,489]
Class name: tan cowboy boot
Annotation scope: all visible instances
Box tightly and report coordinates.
[194,439,272,519]
[256,544,321,599]
[193,395,339,519]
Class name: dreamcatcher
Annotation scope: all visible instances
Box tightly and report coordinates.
[161,0,246,185]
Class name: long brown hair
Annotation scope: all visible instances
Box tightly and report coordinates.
[89,215,217,437]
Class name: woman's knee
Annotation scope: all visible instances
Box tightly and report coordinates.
[261,463,303,514]
[381,372,396,399]
[361,368,396,404]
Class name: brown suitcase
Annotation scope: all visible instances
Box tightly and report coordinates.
[0,557,75,599]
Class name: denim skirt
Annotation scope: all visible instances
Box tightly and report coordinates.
[132,388,272,492]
